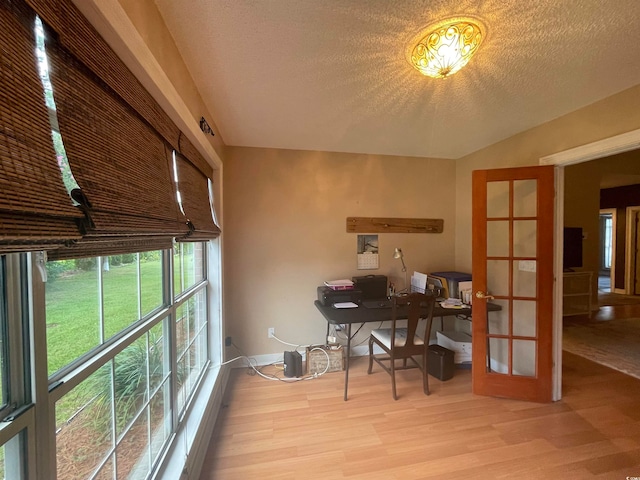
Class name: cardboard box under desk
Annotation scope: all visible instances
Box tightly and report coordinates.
[306,345,345,374]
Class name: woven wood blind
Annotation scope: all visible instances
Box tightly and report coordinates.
[46,37,189,243]
[176,153,221,241]
[4,0,221,259]
[0,1,83,253]
[25,0,182,151]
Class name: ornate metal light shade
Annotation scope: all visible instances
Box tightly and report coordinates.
[408,19,484,79]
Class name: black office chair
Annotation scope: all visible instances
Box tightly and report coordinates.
[367,292,436,400]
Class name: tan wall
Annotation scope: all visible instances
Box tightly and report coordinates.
[455,85,640,272]
[224,148,457,355]
[565,150,640,290]
[563,162,602,282]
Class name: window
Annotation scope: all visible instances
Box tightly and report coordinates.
[46,253,164,377]
[0,241,218,479]
[0,260,8,414]
[46,244,210,478]
[174,242,205,296]
[600,213,613,270]
[0,430,28,479]
[175,290,208,415]
[0,255,33,480]
[54,321,171,479]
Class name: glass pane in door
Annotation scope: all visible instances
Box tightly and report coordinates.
[513,179,537,217]
[487,221,509,257]
[487,260,509,296]
[487,181,510,218]
[488,299,509,335]
[513,300,536,337]
[514,261,537,298]
[513,340,536,377]
[488,337,509,374]
[514,220,537,257]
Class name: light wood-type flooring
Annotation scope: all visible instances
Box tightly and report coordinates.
[199,347,640,479]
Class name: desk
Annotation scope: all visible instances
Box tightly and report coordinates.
[314,300,500,400]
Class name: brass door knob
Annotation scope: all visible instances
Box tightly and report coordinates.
[475,291,495,300]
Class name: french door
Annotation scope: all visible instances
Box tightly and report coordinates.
[471,166,555,402]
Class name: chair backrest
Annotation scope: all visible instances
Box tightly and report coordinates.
[390,292,437,352]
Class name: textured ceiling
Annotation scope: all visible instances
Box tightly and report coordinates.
[154,0,640,159]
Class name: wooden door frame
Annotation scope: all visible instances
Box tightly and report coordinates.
[540,128,640,400]
[625,206,640,295]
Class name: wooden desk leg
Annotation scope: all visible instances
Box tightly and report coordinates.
[343,323,352,401]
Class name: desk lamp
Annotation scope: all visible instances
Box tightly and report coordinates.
[393,248,408,292]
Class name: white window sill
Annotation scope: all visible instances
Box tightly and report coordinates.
[155,363,230,480]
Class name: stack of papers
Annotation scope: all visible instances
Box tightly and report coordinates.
[324,279,354,290]
[333,302,358,309]
[410,271,428,293]
[440,298,466,309]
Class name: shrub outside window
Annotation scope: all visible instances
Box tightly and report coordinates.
[55,321,171,479]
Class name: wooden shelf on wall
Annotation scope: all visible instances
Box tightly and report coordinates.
[346,217,443,234]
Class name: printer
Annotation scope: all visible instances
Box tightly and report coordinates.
[317,286,362,306]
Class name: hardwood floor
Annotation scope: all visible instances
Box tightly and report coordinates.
[199,352,640,479]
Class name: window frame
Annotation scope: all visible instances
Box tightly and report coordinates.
[0,239,221,480]
[0,254,36,479]
[46,246,210,478]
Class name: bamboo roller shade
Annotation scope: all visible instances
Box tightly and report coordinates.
[47,39,188,237]
[0,2,83,247]
[176,153,221,240]
[1,0,221,257]
[26,0,213,179]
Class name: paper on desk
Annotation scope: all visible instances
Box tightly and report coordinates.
[410,271,428,293]
[324,279,354,290]
[440,298,467,309]
[332,302,358,309]
[458,280,473,304]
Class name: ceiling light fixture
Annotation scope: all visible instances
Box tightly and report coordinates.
[408,18,484,79]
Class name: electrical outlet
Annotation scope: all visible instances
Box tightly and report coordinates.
[225,336,232,347]
[268,327,275,338]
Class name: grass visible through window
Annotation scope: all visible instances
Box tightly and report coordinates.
[46,257,163,376]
